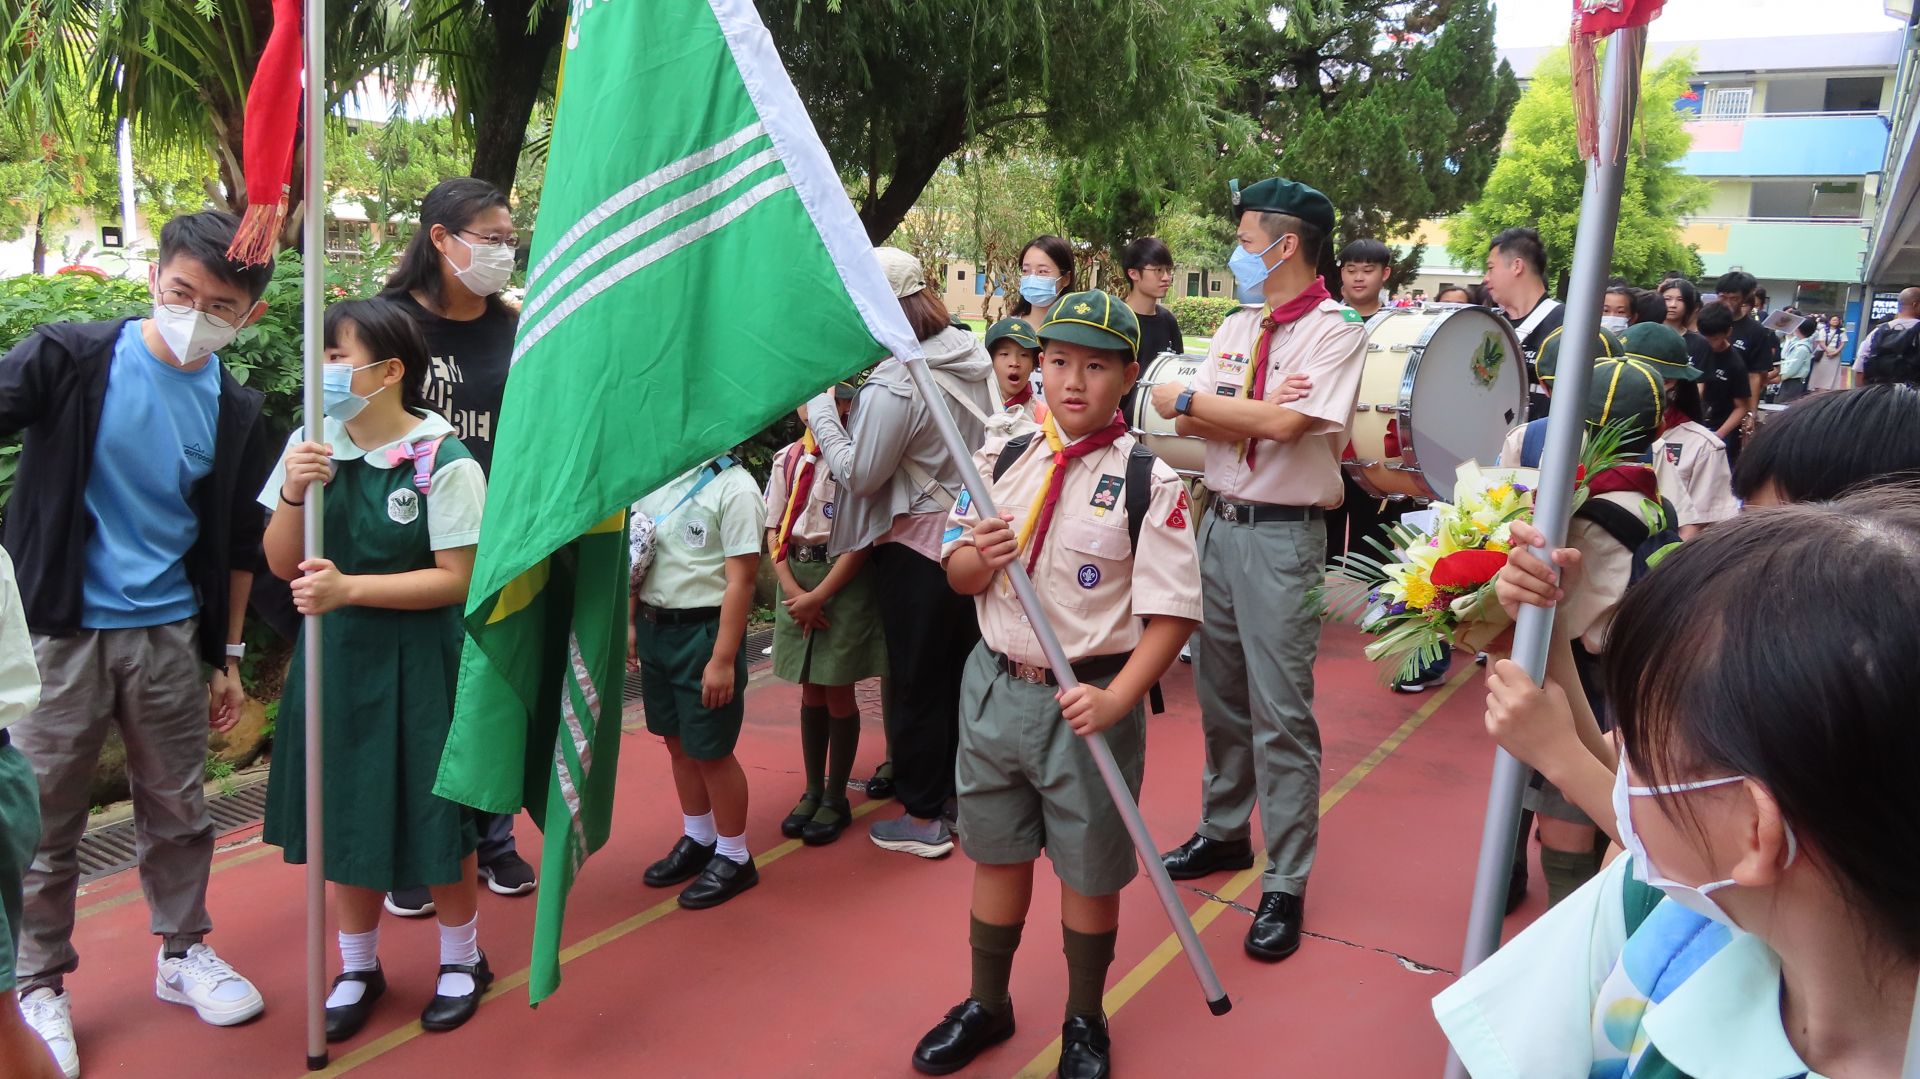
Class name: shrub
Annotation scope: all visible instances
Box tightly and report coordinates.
[1165,296,1245,338]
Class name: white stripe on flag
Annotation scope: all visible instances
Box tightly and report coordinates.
[521,147,782,323]
[513,174,796,362]
[529,122,769,285]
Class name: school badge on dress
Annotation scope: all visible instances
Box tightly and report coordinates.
[387,487,421,525]
[682,519,709,549]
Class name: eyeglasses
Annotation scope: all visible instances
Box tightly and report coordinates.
[155,288,245,330]
[459,229,520,250]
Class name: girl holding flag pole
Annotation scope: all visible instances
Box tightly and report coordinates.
[765,385,889,846]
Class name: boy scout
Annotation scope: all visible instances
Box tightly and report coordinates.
[1146,177,1368,963]
[629,455,765,910]
[914,291,1200,1079]
[1622,323,1736,538]
[0,547,60,1079]
[985,318,1041,417]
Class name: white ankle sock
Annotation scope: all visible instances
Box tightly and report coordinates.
[435,914,480,997]
[716,832,750,865]
[327,928,379,1008]
[684,812,718,846]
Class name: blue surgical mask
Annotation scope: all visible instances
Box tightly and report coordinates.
[322,361,388,423]
[1228,237,1285,304]
[1019,275,1058,308]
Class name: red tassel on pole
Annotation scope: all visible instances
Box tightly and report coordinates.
[1571,0,1666,164]
[227,0,305,266]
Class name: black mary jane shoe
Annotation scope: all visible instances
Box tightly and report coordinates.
[324,966,387,1043]
[677,853,760,910]
[642,836,717,888]
[800,798,853,846]
[781,793,822,839]
[911,998,1016,1076]
[865,761,896,801]
[420,953,493,1033]
[1245,891,1304,962]
[1159,833,1255,881]
[1057,1014,1112,1079]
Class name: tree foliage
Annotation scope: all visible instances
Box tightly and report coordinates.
[1448,48,1709,291]
[897,148,1063,319]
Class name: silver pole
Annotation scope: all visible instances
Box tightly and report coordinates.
[300,0,329,1067]
[116,119,136,251]
[1442,24,1646,1079]
[1906,966,1920,1079]
[898,357,1231,1016]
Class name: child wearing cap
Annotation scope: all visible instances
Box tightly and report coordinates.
[984,317,1042,420]
[1623,323,1736,538]
[911,290,1200,1079]
[765,385,888,846]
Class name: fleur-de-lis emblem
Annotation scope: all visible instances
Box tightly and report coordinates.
[1074,302,1092,315]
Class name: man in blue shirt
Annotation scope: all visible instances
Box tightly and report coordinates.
[0,211,277,1075]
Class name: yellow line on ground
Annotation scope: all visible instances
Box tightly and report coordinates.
[1012,665,1477,1079]
[310,796,892,1076]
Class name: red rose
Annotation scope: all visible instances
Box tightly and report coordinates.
[1431,549,1509,592]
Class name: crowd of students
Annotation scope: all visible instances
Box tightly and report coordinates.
[0,171,1917,1079]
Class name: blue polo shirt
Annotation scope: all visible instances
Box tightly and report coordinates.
[80,321,220,629]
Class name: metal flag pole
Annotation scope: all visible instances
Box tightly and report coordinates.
[898,359,1231,1017]
[300,0,329,1067]
[1905,967,1920,1079]
[1441,22,1647,1079]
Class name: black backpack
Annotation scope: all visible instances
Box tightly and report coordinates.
[1574,493,1683,587]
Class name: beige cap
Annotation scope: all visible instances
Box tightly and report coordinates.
[873,246,926,298]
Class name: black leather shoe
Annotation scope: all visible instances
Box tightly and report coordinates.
[677,853,760,910]
[1160,834,1254,880]
[781,794,821,839]
[643,836,716,887]
[324,966,386,1043]
[911,998,1016,1076]
[866,761,895,800]
[800,798,852,846]
[420,953,493,1032]
[1245,891,1304,962]
[1057,1014,1112,1079]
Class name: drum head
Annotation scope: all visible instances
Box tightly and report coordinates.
[1403,308,1524,502]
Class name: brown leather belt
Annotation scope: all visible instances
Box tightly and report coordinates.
[990,649,1132,687]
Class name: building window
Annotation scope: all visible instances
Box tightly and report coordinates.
[957,268,966,281]
[1210,279,1221,294]
[1187,272,1200,297]
[1704,86,1753,119]
[1810,181,1864,219]
[976,273,985,296]
[100,226,123,249]
[1824,76,1883,113]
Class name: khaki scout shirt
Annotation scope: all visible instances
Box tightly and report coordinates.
[1187,300,1368,507]
[1652,422,1737,529]
[762,440,841,547]
[940,432,1203,668]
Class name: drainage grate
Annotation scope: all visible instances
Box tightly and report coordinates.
[622,625,777,703]
[77,781,271,884]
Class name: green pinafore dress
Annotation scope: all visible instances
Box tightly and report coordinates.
[263,436,479,891]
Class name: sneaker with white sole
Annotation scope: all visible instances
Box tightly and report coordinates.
[19,987,79,1078]
[154,944,264,1026]
[869,813,955,858]
[479,851,538,896]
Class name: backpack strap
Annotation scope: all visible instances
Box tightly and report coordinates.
[1572,495,1653,552]
[385,435,449,495]
[1124,443,1165,714]
[991,433,1037,482]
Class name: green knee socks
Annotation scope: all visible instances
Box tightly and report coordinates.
[1540,845,1604,907]
[824,711,860,802]
[969,915,1024,1012]
[1062,925,1118,1019]
[799,704,829,801]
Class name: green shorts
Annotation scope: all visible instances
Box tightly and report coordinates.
[635,614,749,762]
[0,740,42,993]
[954,643,1146,898]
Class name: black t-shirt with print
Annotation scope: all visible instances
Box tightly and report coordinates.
[392,292,517,474]
[1694,332,1751,431]
[1509,298,1565,419]
[1120,303,1186,419]
[1730,314,1779,379]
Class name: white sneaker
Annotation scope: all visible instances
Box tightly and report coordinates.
[154,943,264,1026]
[18,986,79,1078]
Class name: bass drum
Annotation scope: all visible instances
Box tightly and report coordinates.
[1129,351,1207,477]
[1347,306,1525,503]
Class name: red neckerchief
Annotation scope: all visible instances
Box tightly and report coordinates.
[1245,276,1333,469]
[1586,463,1659,500]
[1661,405,1688,434]
[1024,411,1129,574]
[772,435,818,563]
[1004,383,1034,408]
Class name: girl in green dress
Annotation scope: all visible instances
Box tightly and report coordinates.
[259,298,490,1041]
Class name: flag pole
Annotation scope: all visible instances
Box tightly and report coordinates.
[300,0,329,1067]
[898,358,1232,1017]
[1441,22,1646,1079]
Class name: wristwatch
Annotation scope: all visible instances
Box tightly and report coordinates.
[1174,387,1196,415]
[224,644,246,661]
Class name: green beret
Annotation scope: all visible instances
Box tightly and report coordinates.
[1038,291,1141,361]
[1230,177,1336,236]
[1537,324,1625,383]
[1620,322,1703,381]
[1587,358,1666,455]
[984,317,1040,351]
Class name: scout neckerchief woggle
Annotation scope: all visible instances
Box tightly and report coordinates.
[1012,409,1128,574]
[1240,275,1332,469]
[772,429,819,563]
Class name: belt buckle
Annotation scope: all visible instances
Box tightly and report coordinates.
[1016,662,1045,685]
[1217,500,1242,524]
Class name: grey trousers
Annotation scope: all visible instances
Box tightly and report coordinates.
[1193,512,1326,896]
[14,622,215,987]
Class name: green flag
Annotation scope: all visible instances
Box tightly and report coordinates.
[432,0,925,1005]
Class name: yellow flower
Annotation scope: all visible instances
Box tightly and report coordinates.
[1402,575,1438,609]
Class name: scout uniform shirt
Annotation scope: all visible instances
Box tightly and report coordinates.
[762,439,840,550]
[1651,421,1737,530]
[635,462,764,610]
[941,432,1202,667]
[1188,300,1368,508]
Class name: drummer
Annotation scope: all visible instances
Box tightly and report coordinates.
[1147,177,1368,963]
[1482,227,1564,419]
[1335,238,1393,321]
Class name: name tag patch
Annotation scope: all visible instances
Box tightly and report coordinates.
[1077,564,1101,589]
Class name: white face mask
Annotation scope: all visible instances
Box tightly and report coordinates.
[151,302,240,366]
[446,234,515,296]
[1601,314,1630,333]
[1611,760,1797,928]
